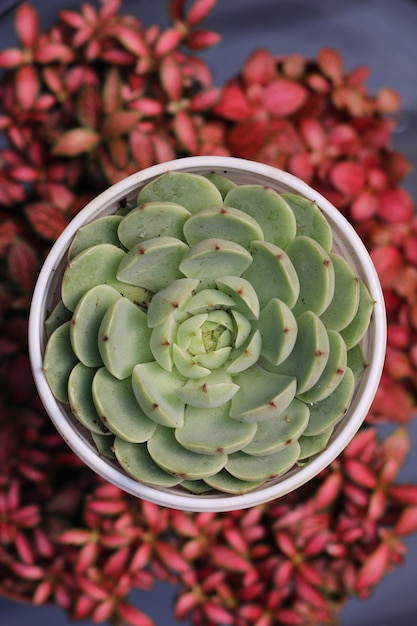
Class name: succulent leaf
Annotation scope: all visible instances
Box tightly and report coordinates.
[92,368,157,443]
[44,300,72,338]
[179,238,252,285]
[256,298,297,366]
[229,365,296,422]
[204,470,264,494]
[226,441,301,481]
[146,278,199,328]
[116,236,189,291]
[340,278,374,349]
[43,321,78,403]
[320,253,360,331]
[224,184,296,249]
[136,171,223,213]
[272,310,330,394]
[175,403,257,455]
[204,172,237,198]
[62,243,149,311]
[114,438,184,487]
[297,329,347,403]
[70,284,122,367]
[183,205,264,249]
[98,297,153,380]
[302,367,355,436]
[298,427,334,460]
[281,193,333,251]
[68,363,106,434]
[117,201,190,249]
[68,215,123,260]
[147,426,227,479]
[242,240,300,309]
[132,362,186,427]
[175,369,239,408]
[286,236,335,317]
[244,398,308,458]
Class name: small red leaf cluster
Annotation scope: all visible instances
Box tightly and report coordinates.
[1,1,417,625]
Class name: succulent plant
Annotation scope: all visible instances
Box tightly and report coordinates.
[42,169,373,495]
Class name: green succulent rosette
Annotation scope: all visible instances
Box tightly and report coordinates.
[43,171,374,495]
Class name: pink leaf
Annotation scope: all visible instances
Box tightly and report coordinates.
[15,64,39,110]
[317,47,344,83]
[264,79,308,116]
[117,601,155,626]
[395,506,417,535]
[0,48,24,68]
[350,190,378,221]
[214,82,250,121]
[8,239,38,293]
[205,603,234,625]
[330,161,366,195]
[52,128,100,156]
[378,188,414,223]
[370,245,403,288]
[243,48,276,87]
[355,542,390,591]
[26,202,68,240]
[154,28,182,57]
[113,25,148,56]
[159,55,183,101]
[187,0,217,26]
[102,110,141,139]
[34,43,74,64]
[173,110,198,153]
[186,29,221,50]
[16,2,40,49]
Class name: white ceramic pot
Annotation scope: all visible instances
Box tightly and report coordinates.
[29,156,386,512]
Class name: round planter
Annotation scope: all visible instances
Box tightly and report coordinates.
[29,156,386,512]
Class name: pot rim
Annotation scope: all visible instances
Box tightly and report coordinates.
[29,156,386,512]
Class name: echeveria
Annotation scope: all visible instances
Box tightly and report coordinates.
[43,171,373,495]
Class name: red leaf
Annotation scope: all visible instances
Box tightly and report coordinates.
[330,161,366,195]
[154,28,182,57]
[395,506,417,535]
[159,55,183,101]
[113,25,148,56]
[211,545,250,572]
[264,79,308,116]
[187,0,217,26]
[103,68,123,114]
[8,239,38,293]
[173,110,198,153]
[34,43,74,64]
[317,47,344,84]
[243,48,276,87]
[0,48,24,68]
[228,120,267,158]
[16,2,40,49]
[355,542,390,591]
[102,111,141,139]
[130,128,155,170]
[370,245,403,288]
[26,202,68,240]
[350,190,378,221]
[186,29,222,50]
[53,128,100,156]
[214,82,250,121]
[77,84,102,129]
[205,603,234,625]
[15,65,39,110]
[378,188,414,223]
[117,601,155,626]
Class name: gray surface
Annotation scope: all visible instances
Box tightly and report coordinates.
[1,0,417,624]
